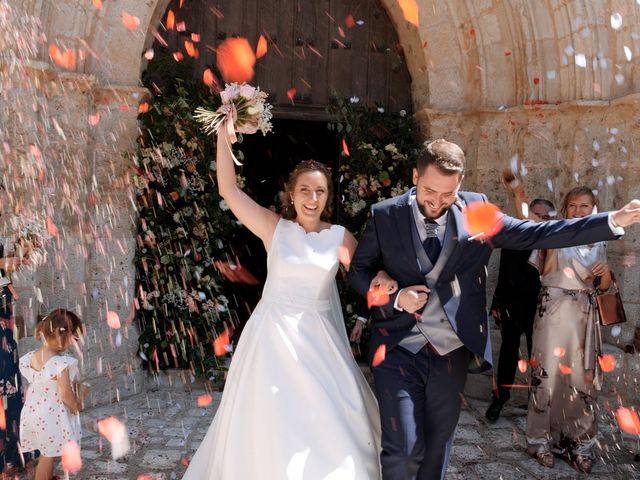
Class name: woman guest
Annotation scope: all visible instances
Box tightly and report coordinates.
[486,173,555,422]
[526,186,611,474]
[0,186,32,474]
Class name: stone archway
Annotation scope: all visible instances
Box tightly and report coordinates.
[6,1,640,404]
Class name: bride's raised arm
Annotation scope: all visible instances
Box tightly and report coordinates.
[216,132,280,247]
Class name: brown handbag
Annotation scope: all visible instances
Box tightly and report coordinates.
[594,272,627,326]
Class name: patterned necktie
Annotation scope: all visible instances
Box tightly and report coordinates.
[423,219,441,264]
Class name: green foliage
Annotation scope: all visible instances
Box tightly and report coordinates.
[328,97,419,232]
[133,51,422,371]
[134,53,238,378]
[328,97,421,355]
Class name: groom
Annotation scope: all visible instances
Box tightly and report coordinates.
[349,139,640,479]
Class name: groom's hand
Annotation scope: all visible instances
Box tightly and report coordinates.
[612,199,640,227]
[397,285,430,314]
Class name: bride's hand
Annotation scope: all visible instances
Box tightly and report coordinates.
[350,321,364,343]
[370,270,398,294]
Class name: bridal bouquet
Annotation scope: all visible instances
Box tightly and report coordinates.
[194,83,273,164]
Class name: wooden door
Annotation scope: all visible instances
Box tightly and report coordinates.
[156,0,412,118]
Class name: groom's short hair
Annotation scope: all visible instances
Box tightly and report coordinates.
[417,139,465,177]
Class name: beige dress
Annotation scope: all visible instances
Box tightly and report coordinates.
[525,242,606,458]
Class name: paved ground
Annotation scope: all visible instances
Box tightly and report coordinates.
[8,367,631,479]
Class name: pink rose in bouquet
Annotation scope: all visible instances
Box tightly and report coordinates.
[194,82,273,162]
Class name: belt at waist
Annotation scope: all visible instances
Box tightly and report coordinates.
[262,291,331,310]
[542,285,594,295]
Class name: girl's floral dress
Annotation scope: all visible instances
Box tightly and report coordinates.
[19,352,81,456]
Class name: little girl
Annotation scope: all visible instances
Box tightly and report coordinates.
[19,309,86,480]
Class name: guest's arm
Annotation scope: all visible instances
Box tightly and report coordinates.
[502,170,529,220]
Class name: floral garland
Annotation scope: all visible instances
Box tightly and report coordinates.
[134,57,240,379]
[328,97,421,352]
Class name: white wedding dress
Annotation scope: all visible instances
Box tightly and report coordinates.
[183,218,381,479]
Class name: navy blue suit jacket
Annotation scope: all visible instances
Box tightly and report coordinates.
[348,189,620,371]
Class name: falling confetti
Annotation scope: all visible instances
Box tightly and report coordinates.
[87,112,101,126]
[203,68,217,88]
[398,0,419,27]
[341,138,350,156]
[367,285,390,308]
[615,407,640,435]
[97,417,131,460]
[372,344,386,367]
[138,102,150,113]
[558,363,572,374]
[121,11,140,30]
[553,347,566,357]
[166,10,175,30]
[48,44,77,70]
[462,202,504,239]
[184,40,198,58]
[517,359,528,373]
[345,15,356,28]
[610,13,623,30]
[106,311,121,329]
[598,354,616,372]
[213,329,231,356]
[61,441,82,473]
[287,88,296,104]
[92,0,102,9]
[216,37,256,83]
[46,216,59,236]
[197,394,213,407]
[256,35,268,59]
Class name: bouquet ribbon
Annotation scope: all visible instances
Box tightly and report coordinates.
[219,103,242,165]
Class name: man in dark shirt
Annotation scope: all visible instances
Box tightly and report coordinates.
[486,198,555,422]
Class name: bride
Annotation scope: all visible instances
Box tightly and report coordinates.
[183,126,386,479]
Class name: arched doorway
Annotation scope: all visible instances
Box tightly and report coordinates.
[153,0,412,115]
[141,0,414,337]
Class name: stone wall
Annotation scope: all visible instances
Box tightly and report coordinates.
[418,91,640,346]
[5,0,640,404]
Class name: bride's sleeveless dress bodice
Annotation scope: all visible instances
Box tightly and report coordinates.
[262,221,343,310]
[183,219,381,480]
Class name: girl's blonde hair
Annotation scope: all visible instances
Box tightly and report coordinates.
[36,308,83,349]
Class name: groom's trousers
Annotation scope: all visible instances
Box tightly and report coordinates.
[372,344,470,480]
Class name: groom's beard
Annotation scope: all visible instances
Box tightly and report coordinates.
[418,203,450,221]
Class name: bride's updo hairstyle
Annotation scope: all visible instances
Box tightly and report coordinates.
[281,160,334,221]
